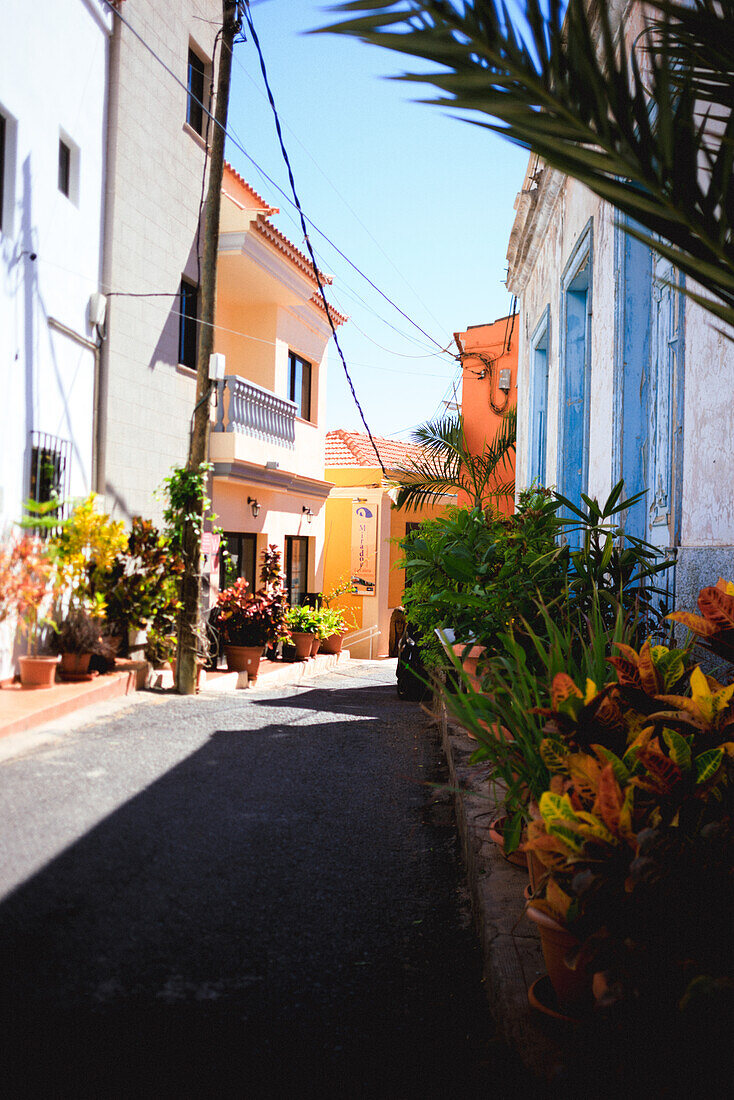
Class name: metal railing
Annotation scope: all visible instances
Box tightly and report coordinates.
[214,375,296,448]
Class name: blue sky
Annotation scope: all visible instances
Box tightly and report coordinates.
[224,1,528,439]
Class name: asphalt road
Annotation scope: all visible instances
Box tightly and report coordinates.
[0,660,525,1098]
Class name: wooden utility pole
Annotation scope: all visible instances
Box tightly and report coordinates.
[177,0,239,695]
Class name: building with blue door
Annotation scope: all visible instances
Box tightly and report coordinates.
[506,145,734,612]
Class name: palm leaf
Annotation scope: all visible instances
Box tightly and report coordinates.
[319,1,734,329]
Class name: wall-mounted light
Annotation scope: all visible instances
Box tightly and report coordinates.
[302,505,314,525]
[247,496,261,518]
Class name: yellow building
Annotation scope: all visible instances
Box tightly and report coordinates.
[209,164,346,602]
[324,431,454,658]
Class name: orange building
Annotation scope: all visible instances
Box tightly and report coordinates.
[323,431,454,658]
[455,313,518,514]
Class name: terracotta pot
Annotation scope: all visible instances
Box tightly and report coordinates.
[225,644,264,680]
[59,652,92,679]
[525,906,591,1013]
[310,634,321,658]
[451,642,487,692]
[19,655,59,689]
[290,632,314,661]
[320,632,344,655]
[489,816,528,869]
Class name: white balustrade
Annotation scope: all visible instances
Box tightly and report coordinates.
[215,376,296,448]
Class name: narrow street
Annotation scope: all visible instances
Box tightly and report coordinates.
[0,661,524,1098]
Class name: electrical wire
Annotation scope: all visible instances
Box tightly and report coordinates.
[101,0,447,358]
[225,37,448,337]
[242,1,386,475]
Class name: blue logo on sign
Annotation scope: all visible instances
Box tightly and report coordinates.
[355,506,373,518]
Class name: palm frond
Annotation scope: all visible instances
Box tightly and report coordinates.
[320,1,734,329]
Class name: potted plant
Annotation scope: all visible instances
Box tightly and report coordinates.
[318,607,350,654]
[284,605,318,660]
[214,547,287,682]
[7,536,59,688]
[49,609,113,680]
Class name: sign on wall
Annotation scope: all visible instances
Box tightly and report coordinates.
[351,503,377,596]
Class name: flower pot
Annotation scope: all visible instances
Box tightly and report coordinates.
[525,905,591,1013]
[451,642,487,692]
[225,644,264,681]
[127,627,148,657]
[19,655,59,689]
[290,631,315,661]
[310,634,321,658]
[59,652,92,681]
[489,815,528,869]
[320,633,344,655]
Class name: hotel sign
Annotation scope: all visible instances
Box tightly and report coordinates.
[351,503,377,596]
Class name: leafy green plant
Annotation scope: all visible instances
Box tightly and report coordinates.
[51,494,127,616]
[317,606,350,639]
[213,546,288,649]
[284,605,318,634]
[321,0,734,329]
[95,516,184,637]
[445,599,635,851]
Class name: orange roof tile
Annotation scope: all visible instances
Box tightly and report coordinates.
[223,161,278,215]
[325,430,425,469]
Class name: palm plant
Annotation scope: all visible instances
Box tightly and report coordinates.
[321,1,734,328]
[391,405,516,509]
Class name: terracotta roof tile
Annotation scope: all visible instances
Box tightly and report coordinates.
[325,430,424,469]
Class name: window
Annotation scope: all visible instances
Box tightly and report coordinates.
[179,279,198,369]
[285,536,309,606]
[558,221,593,543]
[220,532,257,593]
[28,432,70,536]
[528,307,550,487]
[58,138,71,197]
[0,112,5,231]
[187,48,206,135]
[288,352,312,421]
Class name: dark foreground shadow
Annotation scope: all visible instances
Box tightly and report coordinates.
[0,709,525,1099]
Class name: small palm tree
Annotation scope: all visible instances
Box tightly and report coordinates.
[321,1,734,329]
[392,405,516,510]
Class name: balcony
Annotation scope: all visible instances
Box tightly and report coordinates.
[214,375,296,448]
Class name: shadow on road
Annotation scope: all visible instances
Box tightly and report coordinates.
[0,688,524,1098]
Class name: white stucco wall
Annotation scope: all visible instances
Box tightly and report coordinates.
[0,0,111,678]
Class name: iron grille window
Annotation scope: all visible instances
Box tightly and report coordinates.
[179,279,198,369]
[28,432,70,536]
[288,351,312,421]
[58,138,71,197]
[187,48,206,135]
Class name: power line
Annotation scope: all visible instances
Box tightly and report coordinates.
[226,37,448,336]
[101,0,447,357]
[242,1,386,475]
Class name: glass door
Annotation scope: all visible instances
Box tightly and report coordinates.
[285,536,309,606]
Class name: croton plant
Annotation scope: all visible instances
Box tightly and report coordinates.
[524,600,734,1010]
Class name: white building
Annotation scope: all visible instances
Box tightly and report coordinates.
[0,0,112,678]
[507,145,734,611]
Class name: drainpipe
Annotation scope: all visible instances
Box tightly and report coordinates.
[96,10,121,498]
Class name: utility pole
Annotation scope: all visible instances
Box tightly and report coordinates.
[176,0,239,695]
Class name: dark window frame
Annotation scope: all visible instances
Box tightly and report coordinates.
[179,278,199,370]
[58,137,71,198]
[219,531,257,594]
[187,47,206,136]
[285,535,309,607]
[288,351,312,422]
